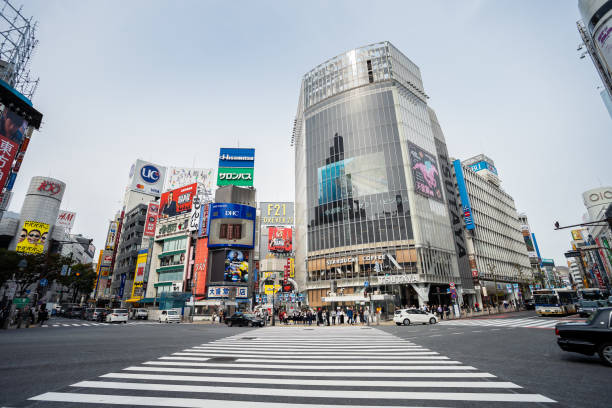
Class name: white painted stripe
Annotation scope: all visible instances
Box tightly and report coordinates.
[124,366,495,378]
[186,348,430,354]
[61,324,70,327]
[162,356,450,362]
[71,324,81,326]
[160,357,461,365]
[142,361,475,370]
[72,381,554,402]
[172,351,440,358]
[52,324,59,327]
[41,325,48,327]
[102,372,518,388]
[29,392,446,408]
[200,344,420,349]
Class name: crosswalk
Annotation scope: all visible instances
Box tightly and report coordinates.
[28,326,556,407]
[438,317,570,329]
[40,318,160,329]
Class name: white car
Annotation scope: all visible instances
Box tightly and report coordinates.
[159,309,181,323]
[106,308,128,323]
[133,308,149,320]
[394,308,438,326]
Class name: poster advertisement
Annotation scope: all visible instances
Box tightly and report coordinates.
[408,142,443,202]
[223,250,249,282]
[131,249,148,298]
[268,227,293,252]
[16,221,49,254]
[105,221,118,250]
[0,107,28,144]
[0,135,19,191]
[143,202,159,237]
[159,183,197,219]
[56,210,77,231]
[193,238,209,296]
[166,167,214,191]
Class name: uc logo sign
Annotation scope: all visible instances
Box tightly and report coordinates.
[140,165,160,184]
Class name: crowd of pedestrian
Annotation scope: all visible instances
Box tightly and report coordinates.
[0,304,49,329]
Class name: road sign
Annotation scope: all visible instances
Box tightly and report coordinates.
[40,278,48,287]
[12,298,30,307]
[449,282,455,288]
[364,281,369,287]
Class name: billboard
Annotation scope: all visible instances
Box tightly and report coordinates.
[0,135,19,191]
[217,167,254,187]
[260,202,294,225]
[131,249,148,298]
[408,142,443,202]
[128,159,166,196]
[207,286,248,299]
[218,148,255,168]
[571,229,584,241]
[143,202,159,237]
[56,210,76,231]
[268,227,292,253]
[453,160,475,230]
[189,184,209,232]
[0,107,29,144]
[468,160,498,175]
[198,202,210,237]
[166,167,215,191]
[520,225,537,258]
[159,183,197,219]
[16,221,49,254]
[193,238,209,296]
[210,249,249,283]
[207,203,256,248]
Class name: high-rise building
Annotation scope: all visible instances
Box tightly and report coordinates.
[293,42,465,310]
[581,187,612,288]
[454,155,533,304]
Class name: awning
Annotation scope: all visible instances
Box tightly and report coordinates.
[125,298,143,303]
[140,297,156,303]
[321,294,394,303]
[154,282,173,287]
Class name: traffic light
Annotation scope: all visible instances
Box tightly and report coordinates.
[75,271,81,277]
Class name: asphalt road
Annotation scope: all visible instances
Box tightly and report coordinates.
[0,312,609,408]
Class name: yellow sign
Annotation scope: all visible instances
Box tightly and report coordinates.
[571,229,583,241]
[264,284,281,295]
[289,258,295,278]
[262,271,276,279]
[130,250,148,298]
[16,221,49,254]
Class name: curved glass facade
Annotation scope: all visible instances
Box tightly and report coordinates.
[305,83,413,251]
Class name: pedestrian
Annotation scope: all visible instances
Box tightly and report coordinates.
[445,305,451,320]
[364,308,370,325]
[38,307,49,326]
[437,305,443,320]
[347,308,354,325]
[317,308,322,326]
[331,309,336,325]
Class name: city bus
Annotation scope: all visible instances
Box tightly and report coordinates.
[533,289,577,316]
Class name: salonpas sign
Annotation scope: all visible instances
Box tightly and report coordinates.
[217,167,254,187]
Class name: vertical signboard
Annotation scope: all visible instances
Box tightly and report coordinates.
[193,238,209,297]
[0,135,18,191]
[130,249,148,298]
[452,160,475,230]
[143,202,159,237]
[105,221,118,250]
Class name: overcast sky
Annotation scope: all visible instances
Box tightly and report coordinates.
[10,0,612,266]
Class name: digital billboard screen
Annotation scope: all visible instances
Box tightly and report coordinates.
[408,142,443,202]
[159,183,197,219]
[207,203,256,248]
[210,249,249,283]
[268,227,292,253]
[16,221,49,254]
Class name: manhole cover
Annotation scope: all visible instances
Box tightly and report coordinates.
[207,357,237,363]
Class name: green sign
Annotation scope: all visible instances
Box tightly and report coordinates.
[217,167,253,187]
[12,297,30,308]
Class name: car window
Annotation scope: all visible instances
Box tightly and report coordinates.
[161,311,167,315]
[115,309,128,313]
[168,311,178,315]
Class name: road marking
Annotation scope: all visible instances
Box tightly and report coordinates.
[160,357,462,365]
[142,361,476,370]
[71,381,554,402]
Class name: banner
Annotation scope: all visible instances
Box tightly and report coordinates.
[408,142,443,202]
[189,184,208,232]
[193,238,209,296]
[143,202,159,237]
[159,183,197,219]
[217,167,254,187]
[198,202,210,237]
[131,249,148,298]
[16,221,49,254]
[105,221,118,250]
[56,210,76,231]
[0,135,19,191]
[268,227,292,252]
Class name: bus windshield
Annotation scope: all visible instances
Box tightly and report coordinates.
[534,294,557,305]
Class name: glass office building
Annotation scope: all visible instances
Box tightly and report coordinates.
[293,42,469,309]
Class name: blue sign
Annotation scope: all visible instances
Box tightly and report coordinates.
[364,281,369,287]
[140,165,161,184]
[219,148,255,168]
[118,273,127,298]
[5,172,17,190]
[39,278,48,287]
[468,160,498,175]
[208,203,256,221]
[453,160,475,230]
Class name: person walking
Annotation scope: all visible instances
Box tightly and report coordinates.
[364,308,370,325]
[331,309,336,325]
[38,307,49,326]
[316,308,323,326]
[347,308,354,325]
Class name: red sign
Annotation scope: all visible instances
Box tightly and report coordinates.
[268,227,292,252]
[193,238,209,297]
[0,136,18,190]
[37,180,62,195]
[159,183,197,219]
[143,202,159,237]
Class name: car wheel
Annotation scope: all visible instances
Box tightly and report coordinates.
[403,319,410,326]
[395,322,402,326]
[429,318,436,324]
[598,343,612,366]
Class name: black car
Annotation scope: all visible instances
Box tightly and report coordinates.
[524,299,535,310]
[68,306,84,319]
[556,307,612,366]
[225,313,264,327]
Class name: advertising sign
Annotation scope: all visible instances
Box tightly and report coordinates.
[16,221,49,254]
[207,286,248,299]
[105,221,118,250]
[128,159,166,196]
[198,202,210,237]
[143,202,159,237]
[0,190,12,210]
[264,284,281,296]
[571,229,584,241]
[452,160,475,230]
[520,225,537,258]
[131,249,148,298]
[408,142,443,202]
[166,167,214,191]
[56,210,76,231]
[193,238,209,296]
[260,202,294,225]
[159,183,197,219]
[118,273,127,298]
[224,250,249,283]
[208,203,256,248]
[469,160,498,175]
[0,135,18,191]
[217,167,254,187]
[268,227,293,253]
[218,148,255,168]
[189,184,208,232]
[594,19,612,84]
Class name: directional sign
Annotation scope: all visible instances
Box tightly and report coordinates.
[364,281,369,287]
[40,278,48,287]
[12,298,30,307]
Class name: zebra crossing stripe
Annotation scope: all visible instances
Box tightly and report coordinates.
[160,357,462,365]
[101,372,521,388]
[142,361,477,370]
[70,381,554,402]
